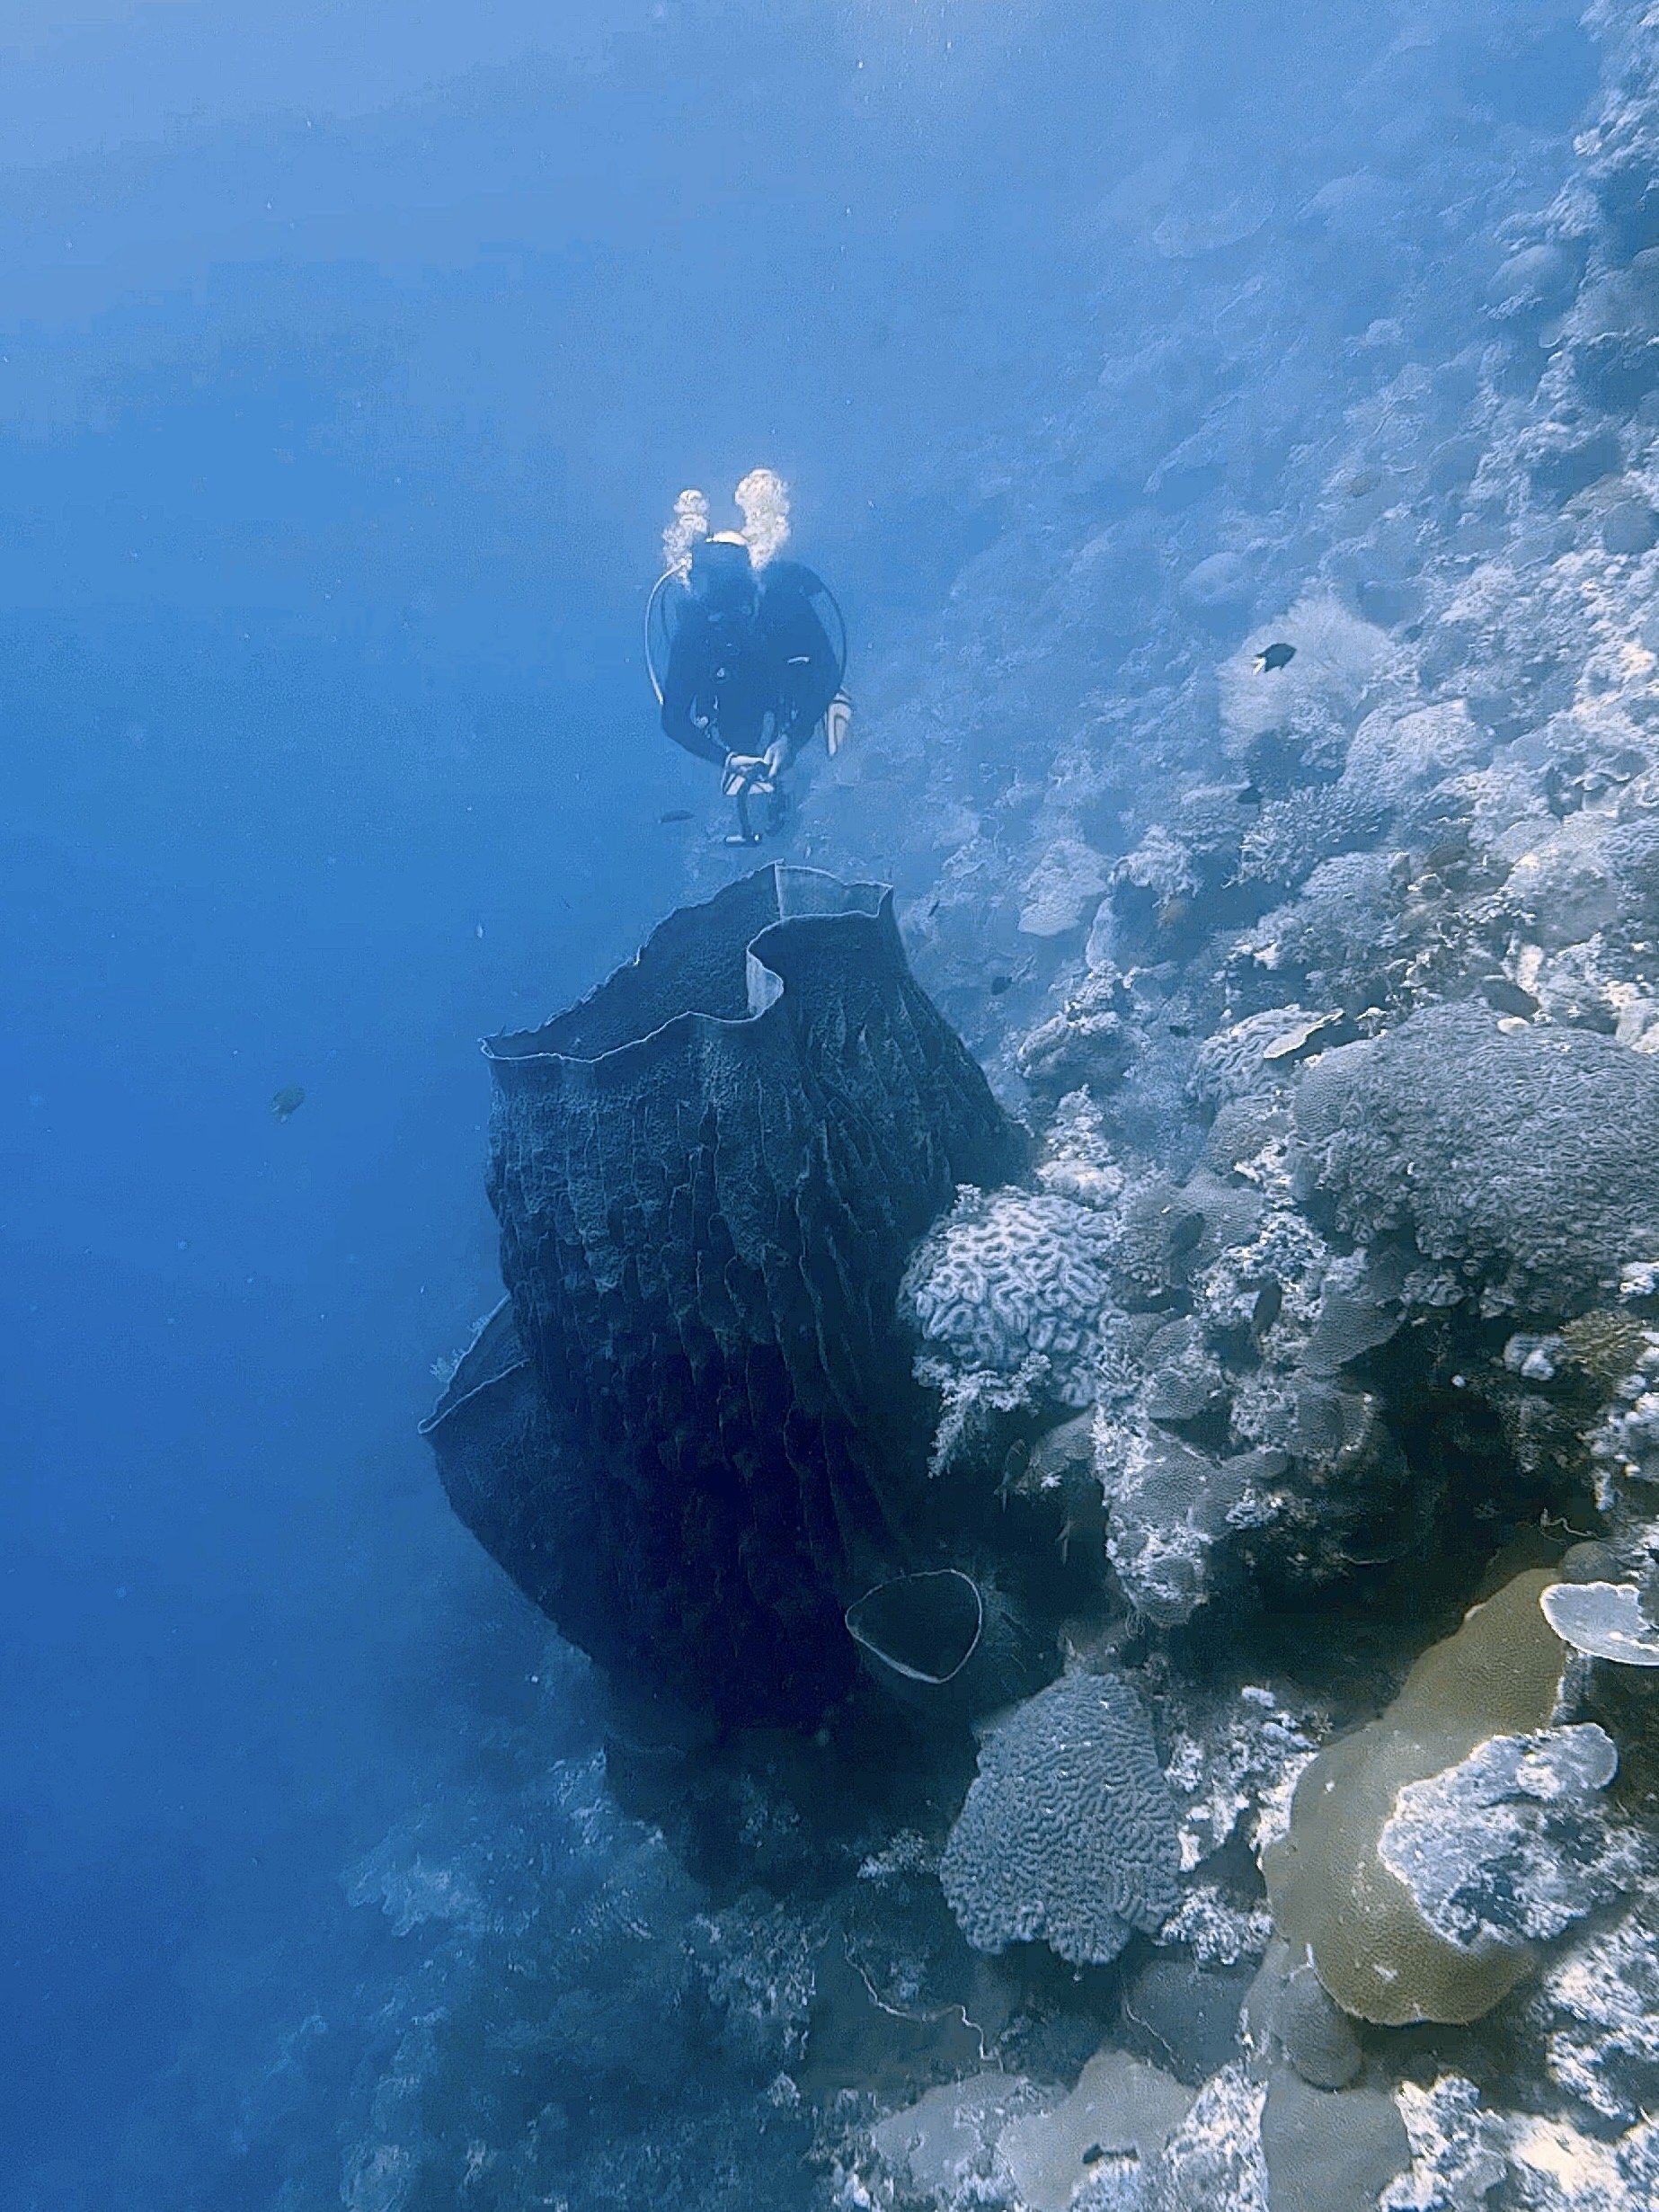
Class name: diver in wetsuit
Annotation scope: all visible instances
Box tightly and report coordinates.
[658,533,847,843]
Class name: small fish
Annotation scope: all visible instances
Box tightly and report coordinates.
[1168,1210,1206,1257]
[270,1085,306,1123]
[1157,896,1189,928]
[1346,468,1383,499]
[1480,976,1539,1020]
[1237,783,1263,806]
[989,974,1013,995]
[1255,642,1297,673]
[1252,1279,1284,1335]
[658,808,695,824]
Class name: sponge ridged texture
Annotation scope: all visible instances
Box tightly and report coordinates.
[462,866,1025,1725]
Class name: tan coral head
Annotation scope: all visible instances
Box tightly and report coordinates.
[1263,1570,1569,2026]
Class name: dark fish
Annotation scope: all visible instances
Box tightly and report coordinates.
[1480,975,1539,1019]
[270,1085,306,1122]
[658,808,695,824]
[1255,642,1297,672]
[1168,1211,1206,1257]
[1238,784,1263,806]
[989,974,1013,995]
[1252,1279,1284,1335]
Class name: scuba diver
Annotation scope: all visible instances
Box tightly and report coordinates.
[646,479,851,845]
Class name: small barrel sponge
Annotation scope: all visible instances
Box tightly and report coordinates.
[939,1673,1182,1966]
[1263,1569,1570,2025]
[1293,1004,1659,1310]
[902,1186,1125,1409]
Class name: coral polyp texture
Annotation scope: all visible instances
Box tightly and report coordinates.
[939,1671,1182,1967]
[1293,1003,1659,1312]
[438,865,1025,1726]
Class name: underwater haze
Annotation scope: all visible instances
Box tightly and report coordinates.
[9,2,1658,2208]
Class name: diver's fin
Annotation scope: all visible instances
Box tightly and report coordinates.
[824,690,853,757]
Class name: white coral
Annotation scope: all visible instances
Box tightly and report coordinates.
[903,1186,1129,1410]
[1220,594,1408,767]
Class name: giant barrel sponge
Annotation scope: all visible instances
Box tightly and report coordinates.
[428,865,1025,1726]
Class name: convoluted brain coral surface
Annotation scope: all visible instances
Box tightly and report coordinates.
[902,1186,1122,1407]
[940,1672,1182,1966]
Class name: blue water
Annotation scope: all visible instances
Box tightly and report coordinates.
[2,4,1602,2207]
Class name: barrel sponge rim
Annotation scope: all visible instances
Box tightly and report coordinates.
[482,865,895,1087]
[419,1298,525,1436]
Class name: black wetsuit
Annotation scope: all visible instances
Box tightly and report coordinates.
[660,560,840,769]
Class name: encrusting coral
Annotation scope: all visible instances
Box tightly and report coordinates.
[1293,1000,1659,1311]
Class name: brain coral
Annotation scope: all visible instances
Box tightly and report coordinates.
[1293,1001,1659,1310]
[940,1672,1182,1966]
[1263,1570,1569,2025]
[901,1186,1127,1408]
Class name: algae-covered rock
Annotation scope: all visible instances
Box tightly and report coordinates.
[999,2045,1193,2212]
[1541,1580,1659,1666]
[1263,1570,1570,2026]
[1378,1724,1625,1951]
[1259,2068,1410,2212]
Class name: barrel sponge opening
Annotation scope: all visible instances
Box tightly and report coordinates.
[940,1672,1182,1966]
[1263,1569,1568,2026]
